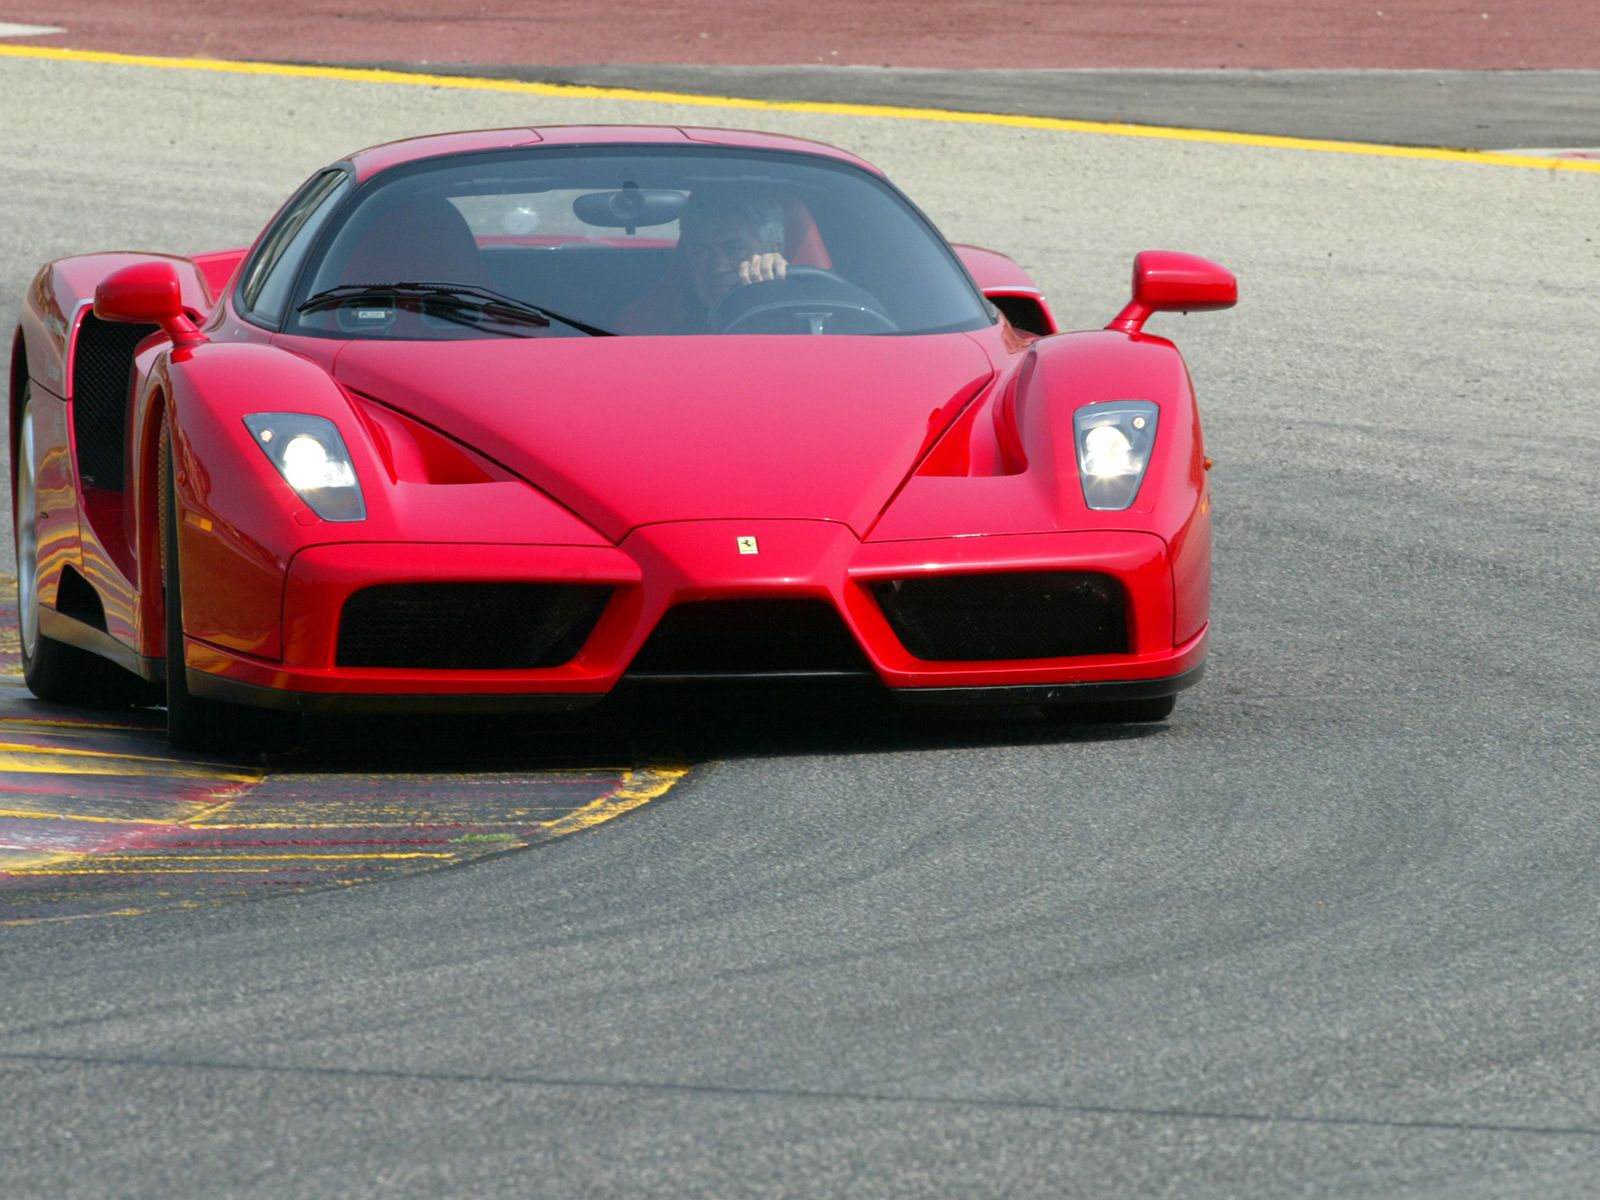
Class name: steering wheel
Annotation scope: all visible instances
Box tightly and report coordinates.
[709,266,898,335]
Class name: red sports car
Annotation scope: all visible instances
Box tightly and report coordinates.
[8,125,1235,750]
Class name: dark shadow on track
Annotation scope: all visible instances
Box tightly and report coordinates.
[289,682,1163,776]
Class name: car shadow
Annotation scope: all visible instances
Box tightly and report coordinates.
[282,681,1166,775]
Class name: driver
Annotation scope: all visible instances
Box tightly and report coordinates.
[682,192,789,308]
[618,191,788,333]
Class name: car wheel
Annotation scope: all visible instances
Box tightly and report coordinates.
[160,420,299,753]
[1044,694,1177,724]
[14,383,156,707]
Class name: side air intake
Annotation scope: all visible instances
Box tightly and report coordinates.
[72,314,157,490]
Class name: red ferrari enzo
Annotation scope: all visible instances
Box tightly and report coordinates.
[8,125,1235,750]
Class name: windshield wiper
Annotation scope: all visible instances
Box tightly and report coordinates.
[296,281,616,337]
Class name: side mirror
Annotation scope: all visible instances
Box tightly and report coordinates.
[93,261,207,348]
[1106,251,1236,335]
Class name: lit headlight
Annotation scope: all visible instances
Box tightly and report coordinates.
[243,413,366,522]
[1073,400,1159,511]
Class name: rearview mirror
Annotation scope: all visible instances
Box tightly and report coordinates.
[94,260,207,348]
[1106,251,1236,334]
[572,186,687,231]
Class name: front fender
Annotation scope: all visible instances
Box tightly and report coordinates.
[870,330,1212,645]
[1010,332,1203,527]
[1014,333,1210,643]
[149,341,613,663]
[154,343,362,661]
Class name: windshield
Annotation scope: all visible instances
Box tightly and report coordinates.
[284,146,993,339]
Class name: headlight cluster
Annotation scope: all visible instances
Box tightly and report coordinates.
[1073,400,1159,511]
[243,413,366,522]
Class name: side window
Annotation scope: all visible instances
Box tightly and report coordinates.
[238,169,350,326]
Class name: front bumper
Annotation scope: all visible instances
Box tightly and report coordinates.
[183,522,1206,712]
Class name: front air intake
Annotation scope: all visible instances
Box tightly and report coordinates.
[869,571,1128,661]
[337,583,611,669]
[626,599,871,678]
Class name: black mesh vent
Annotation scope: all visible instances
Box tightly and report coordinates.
[72,315,155,491]
[627,599,871,676]
[337,583,611,669]
[870,571,1128,661]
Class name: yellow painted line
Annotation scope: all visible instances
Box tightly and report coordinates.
[0,851,72,872]
[0,842,86,873]
[11,866,290,875]
[190,818,572,829]
[0,739,252,768]
[181,794,253,825]
[0,789,255,873]
[1,43,1596,175]
[0,715,154,732]
[0,806,193,825]
[0,742,264,782]
[202,766,629,782]
[93,852,454,861]
[1,906,160,927]
[539,761,689,838]
[0,750,262,875]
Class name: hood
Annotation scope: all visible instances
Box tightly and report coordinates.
[334,335,993,542]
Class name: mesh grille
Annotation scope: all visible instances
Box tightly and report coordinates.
[627,599,870,676]
[337,583,611,670]
[870,571,1128,661]
[72,315,155,490]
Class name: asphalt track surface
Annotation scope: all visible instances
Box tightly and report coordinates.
[341,63,1600,152]
[1,39,1599,1200]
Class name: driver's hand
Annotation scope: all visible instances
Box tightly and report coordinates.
[739,252,788,286]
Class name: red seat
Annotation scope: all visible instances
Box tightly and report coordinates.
[302,194,494,336]
[331,194,492,288]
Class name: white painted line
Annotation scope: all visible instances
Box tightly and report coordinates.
[0,24,65,38]
[1496,147,1600,160]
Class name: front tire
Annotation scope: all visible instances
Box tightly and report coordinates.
[160,421,298,753]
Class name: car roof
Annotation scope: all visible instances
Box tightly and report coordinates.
[345,125,883,182]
